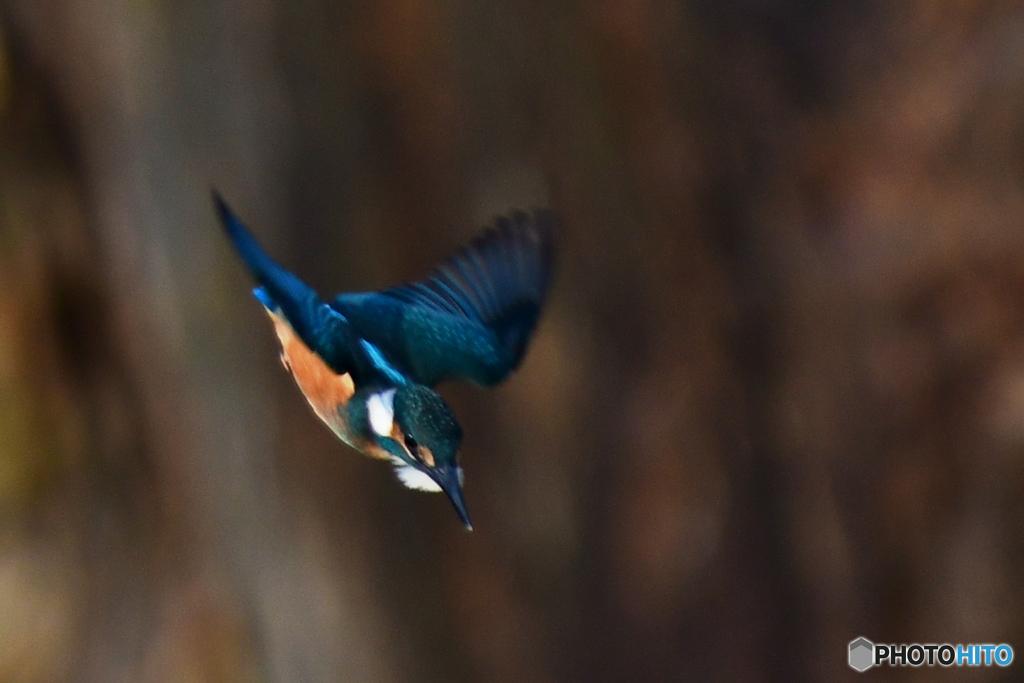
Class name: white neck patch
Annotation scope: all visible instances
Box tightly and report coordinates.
[393,462,442,492]
[367,389,396,437]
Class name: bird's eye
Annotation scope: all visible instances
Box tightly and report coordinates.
[404,434,419,457]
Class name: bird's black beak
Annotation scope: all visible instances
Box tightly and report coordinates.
[432,464,472,531]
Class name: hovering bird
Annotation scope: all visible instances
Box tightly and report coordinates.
[214,192,556,530]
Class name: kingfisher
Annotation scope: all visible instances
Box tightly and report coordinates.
[213,192,556,530]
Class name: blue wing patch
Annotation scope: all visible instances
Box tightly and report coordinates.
[333,210,558,386]
[359,339,409,386]
[253,286,277,311]
[382,209,557,380]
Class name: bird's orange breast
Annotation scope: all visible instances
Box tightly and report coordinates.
[264,307,356,444]
[264,307,397,462]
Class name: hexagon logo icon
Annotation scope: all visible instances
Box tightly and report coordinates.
[849,637,874,672]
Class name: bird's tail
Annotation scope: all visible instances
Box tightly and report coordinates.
[212,190,347,361]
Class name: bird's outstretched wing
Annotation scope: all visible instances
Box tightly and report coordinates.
[332,210,558,386]
[213,191,356,377]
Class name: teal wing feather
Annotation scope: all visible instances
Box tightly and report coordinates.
[332,209,558,386]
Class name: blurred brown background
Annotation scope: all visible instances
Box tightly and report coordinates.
[0,1,1023,681]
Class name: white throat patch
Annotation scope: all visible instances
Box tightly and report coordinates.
[393,462,443,492]
[367,389,396,437]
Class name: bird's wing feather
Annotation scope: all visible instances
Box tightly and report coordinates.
[333,210,557,386]
[214,191,356,377]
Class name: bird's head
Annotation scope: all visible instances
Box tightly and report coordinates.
[365,384,471,529]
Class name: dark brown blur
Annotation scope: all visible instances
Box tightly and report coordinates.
[0,1,1023,681]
